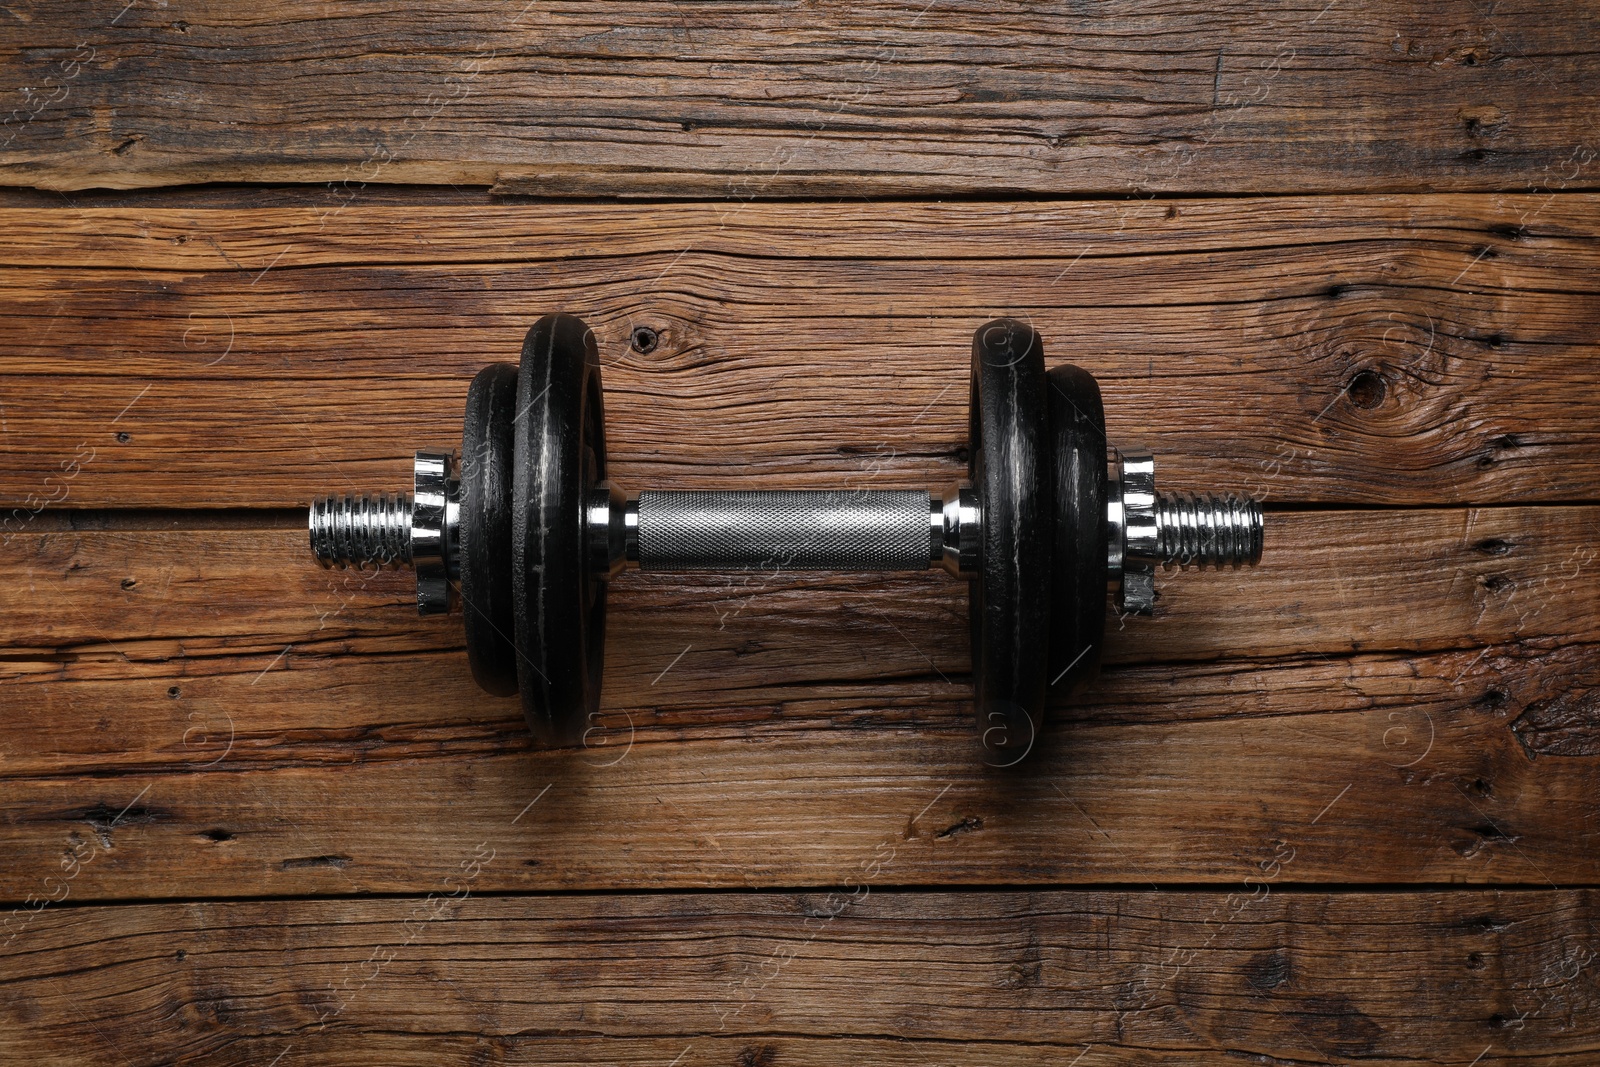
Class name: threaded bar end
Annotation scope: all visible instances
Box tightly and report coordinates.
[1155,492,1263,569]
[309,493,414,569]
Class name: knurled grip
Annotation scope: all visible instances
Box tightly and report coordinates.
[636,489,933,571]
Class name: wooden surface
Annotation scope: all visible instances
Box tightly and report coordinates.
[2,506,1598,900]
[2,195,1598,507]
[6,891,1600,1065]
[2,2,1599,195]
[3,4,1600,1065]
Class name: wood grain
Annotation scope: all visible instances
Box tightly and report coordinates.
[1,196,1597,508]
[3,508,1594,672]
[4,891,1599,1065]
[0,507,1594,897]
[1,2,1597,196]
[4,4,1598,1054]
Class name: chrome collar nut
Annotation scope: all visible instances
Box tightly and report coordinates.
[310,450,461,615]
[1107,446,1264,616]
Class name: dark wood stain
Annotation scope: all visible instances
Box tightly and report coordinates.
[0,6,1596,1063]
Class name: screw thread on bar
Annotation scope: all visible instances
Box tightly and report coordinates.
[1155,491,1264,569]
[309,493,414,569]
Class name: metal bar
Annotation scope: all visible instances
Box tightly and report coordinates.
[634,489,935,572]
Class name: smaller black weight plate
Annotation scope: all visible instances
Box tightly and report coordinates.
[1045,364,1107,697]
[968,317,1052,763]
[460,362,520,697]
[512,314,608,746]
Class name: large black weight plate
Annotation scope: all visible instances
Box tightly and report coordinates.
[968,317,1052,762]
[1046,364,1107,697]
[512,314,608,746]
[460,362,520,697]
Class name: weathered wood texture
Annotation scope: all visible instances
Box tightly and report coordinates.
[3,3,1598,1059]
[5,891,1600,1065]
[2,195,1598,509]
[1,505,1594,898]
[2,2,1598,195]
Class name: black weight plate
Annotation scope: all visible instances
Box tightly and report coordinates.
[512,314,608,746]
[460,362,520,697]
[968,317,1052,763]
[1045,364,1107,697]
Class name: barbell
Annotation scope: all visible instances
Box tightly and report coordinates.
[309,314,1263,760]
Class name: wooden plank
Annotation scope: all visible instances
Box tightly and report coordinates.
[4,890,1598,1065]
[1,2,1597,195]
[8,195,1600,269]
[2,507,1595,672]
[4,682,1591,896]
[1,196,1598,508]
[1,507,1595,897]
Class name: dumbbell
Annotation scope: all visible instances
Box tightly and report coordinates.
[309,314,1263,759]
